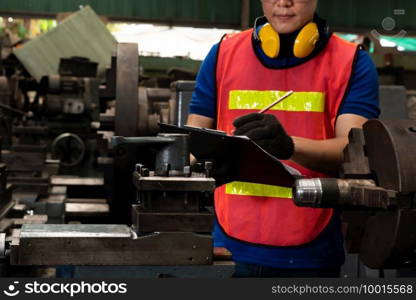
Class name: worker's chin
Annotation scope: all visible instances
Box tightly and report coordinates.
[270,20,302,34]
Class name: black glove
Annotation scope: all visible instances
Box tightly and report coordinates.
[233,113,294,160]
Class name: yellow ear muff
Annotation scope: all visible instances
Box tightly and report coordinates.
[258,23,280,58]
[293,22,320,59]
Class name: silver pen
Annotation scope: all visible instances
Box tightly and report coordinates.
[259,90,294,114]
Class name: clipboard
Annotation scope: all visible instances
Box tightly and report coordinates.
[159,123,298,187]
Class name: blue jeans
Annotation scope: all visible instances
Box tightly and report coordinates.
[233,262,340,278]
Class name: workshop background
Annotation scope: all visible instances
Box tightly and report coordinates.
[0,0,415,279]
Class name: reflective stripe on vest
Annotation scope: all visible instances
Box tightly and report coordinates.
[229,90,325,112]
[225,181,292,199]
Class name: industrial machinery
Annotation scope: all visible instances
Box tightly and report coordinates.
[0,4,226,277]
[0,40,231,278]
[99,43,196,224]
[293,119,416,270]
[7,132,216,268]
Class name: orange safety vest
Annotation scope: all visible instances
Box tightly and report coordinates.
[215,30,358,247]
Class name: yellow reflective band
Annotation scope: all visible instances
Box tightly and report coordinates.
[225,181,293,199]
[229,90,325,112]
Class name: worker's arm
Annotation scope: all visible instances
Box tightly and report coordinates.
[186,114,215,129]
[290,113,368,174]
[186,114,215,164]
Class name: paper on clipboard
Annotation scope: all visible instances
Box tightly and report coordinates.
[159,123,300,187]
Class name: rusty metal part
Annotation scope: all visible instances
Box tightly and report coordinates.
[363,119,416,193]
[115,43,139,137]
[11,224,212,266]
[360,209,416,269]
[340,128,372,179]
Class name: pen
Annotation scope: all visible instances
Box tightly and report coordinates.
[258,90,294,114]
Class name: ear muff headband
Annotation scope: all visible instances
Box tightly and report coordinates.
[257,21,320,59]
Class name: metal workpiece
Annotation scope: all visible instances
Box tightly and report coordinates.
[11,224,213,266]
[293,178,397,209]
[363,119,416,193]
[359,209,416,269]
[155,134,190,177]
[293,178,323,208]
[340,128,372,179]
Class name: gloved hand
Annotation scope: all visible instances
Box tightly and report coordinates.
[233,113,294,160]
